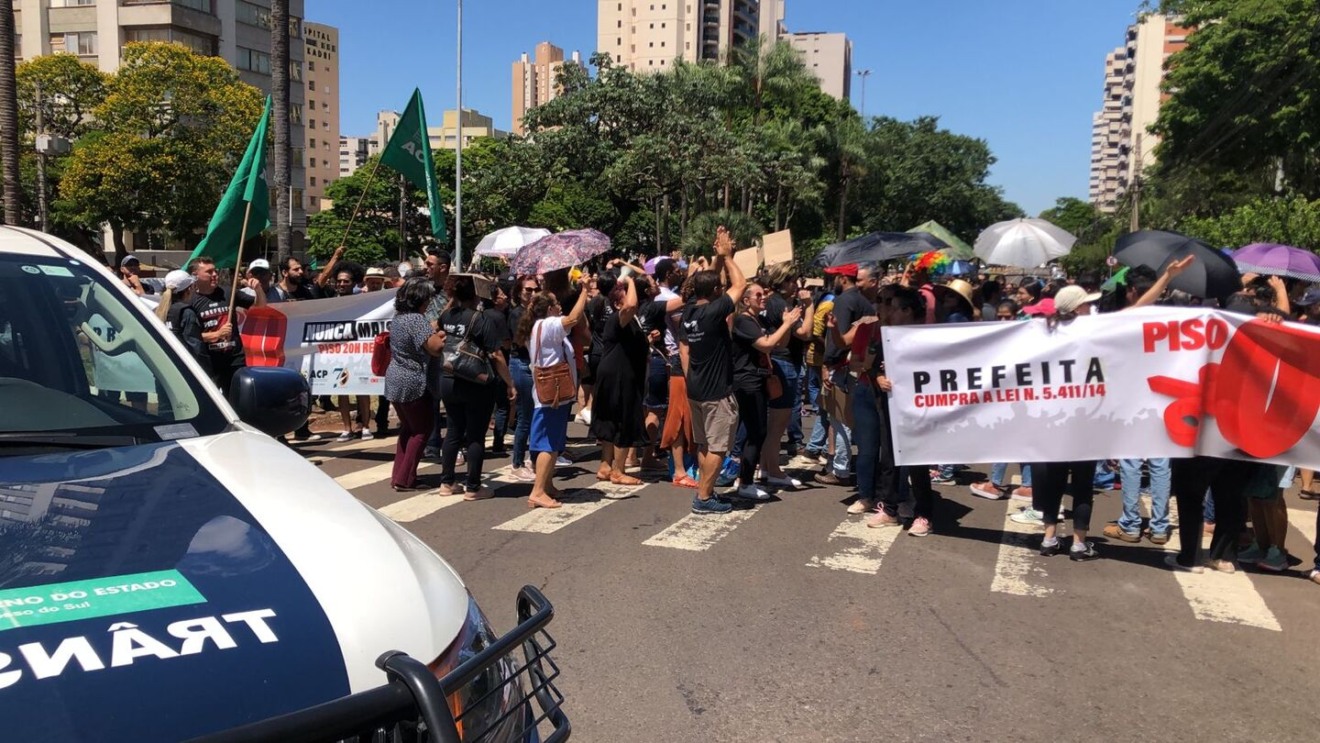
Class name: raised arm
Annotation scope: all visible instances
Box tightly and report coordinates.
[561,278,591,329]
[714,226,747,304]
[315,246,345,289]
[617,275,640,326]
[1127,255,1193,310]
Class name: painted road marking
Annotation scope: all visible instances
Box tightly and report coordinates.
[806,518,902,574]
[378,490,466,523]
[643,506,760,552]
[1161,535,1281,632]
[990,505,1053,597]
[492,482,639,535]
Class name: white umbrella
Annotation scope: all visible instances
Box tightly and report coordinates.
[474,226,552,258]
[973,218,1077,268]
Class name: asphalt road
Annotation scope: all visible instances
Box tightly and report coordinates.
[305,420,1320,742]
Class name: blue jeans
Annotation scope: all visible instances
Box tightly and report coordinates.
[990,463,1032,488]
[806,367,830,454]
[851,380,881,501]
[1118,458,1171,536]
[828,368,852,477]
[775,359,802,450]
[509,357,535,468]
[1204,488,1215,523]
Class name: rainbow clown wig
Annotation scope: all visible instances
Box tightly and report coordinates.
[912,251,952,275]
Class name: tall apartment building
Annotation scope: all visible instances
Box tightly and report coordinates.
[13,0,310,247]
[759,0,783,44]
[512,41,582,136]
[597,0,761,72]
[303,22,338,214]
[1088,14,1192,213]
[783,31,851,100]
[338,135,373,178]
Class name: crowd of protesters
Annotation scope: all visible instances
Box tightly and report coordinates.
[140,226,1320,586]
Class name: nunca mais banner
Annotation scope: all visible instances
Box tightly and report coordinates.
[881,307,1320,469]
[236,292,395,395]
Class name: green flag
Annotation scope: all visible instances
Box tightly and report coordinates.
[189,97,271,270]
[380,88,447,244]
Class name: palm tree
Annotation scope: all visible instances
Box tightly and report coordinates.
[830,115,868,240]
[271,0,291,260]
[0,0,21,225]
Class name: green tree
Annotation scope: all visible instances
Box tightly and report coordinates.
[305,154,434,265]
[57,42,264,263]
[1180,194,1320,249]
[1153,0,1320,198]
[1039,196,1122,273]
[16,54,108,139]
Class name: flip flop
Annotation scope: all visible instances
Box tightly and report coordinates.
[1300,490,1320,501]
[610,474,645,486]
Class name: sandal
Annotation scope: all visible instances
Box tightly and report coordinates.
[1299,490,1320,501]
[610,473,644,486]
[596,465,613,482]
[672,474,699,489]
[464,488,494,502]
[528,493,562,509]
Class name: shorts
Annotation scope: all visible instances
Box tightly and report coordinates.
[768,357,797,410]
[690,395,737,454]
[644,354,669,410]
[530,404,572,454]
[661,374,693,448]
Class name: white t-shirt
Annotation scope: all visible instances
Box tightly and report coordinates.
[530,317,576,408]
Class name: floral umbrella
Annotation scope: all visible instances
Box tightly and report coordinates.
[509,229,612,276]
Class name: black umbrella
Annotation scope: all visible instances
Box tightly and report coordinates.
[1113,230,1241,299]
[813,231,951,268]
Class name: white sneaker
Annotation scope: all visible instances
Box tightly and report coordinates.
[335,430,353,442]
[1009,508,1044,526]
[734,484,770,501]
[556,454,572,467]
[763,475,802,488]
[846,499,873,515]
[579,409,592,425]
[360,429,374,441]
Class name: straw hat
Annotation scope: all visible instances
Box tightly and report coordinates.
[935,279,975,317]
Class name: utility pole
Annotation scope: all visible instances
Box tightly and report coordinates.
[856,69,872,119]
[454,0,464,267]
[1129,133,1142,233]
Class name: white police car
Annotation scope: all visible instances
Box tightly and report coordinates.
[0,228,568,742]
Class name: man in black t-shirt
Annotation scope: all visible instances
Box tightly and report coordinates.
[817,263,879,486]
[680,227,747,515]
[187,256,264,398]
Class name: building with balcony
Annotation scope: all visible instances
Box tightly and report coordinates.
[596,0,761,72]
[338,135,373,179]
[12,0,313,248]
[1088,13,1192,213]
[512,41,582,136]
[783,31,851,101]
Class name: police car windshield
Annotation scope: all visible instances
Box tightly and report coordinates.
[0,254,229,447]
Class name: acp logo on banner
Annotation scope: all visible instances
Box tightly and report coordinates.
[1146,317,1320,458]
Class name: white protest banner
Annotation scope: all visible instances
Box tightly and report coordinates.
[236,292,396,395]
[882,307,1320,469]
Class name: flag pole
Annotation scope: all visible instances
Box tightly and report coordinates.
[226,198,256,319]
[336,155,385,251]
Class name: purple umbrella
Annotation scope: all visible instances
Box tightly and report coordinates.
[509,228,612,276]
[1231,243,1320,282]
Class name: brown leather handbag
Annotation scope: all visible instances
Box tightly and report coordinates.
[533,321,575,407]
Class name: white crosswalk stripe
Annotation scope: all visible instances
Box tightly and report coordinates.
[492,482,639,534]
[990,505,1054,597]
[643,506,760,551]
[807,518,902,574]
[1163,537,1282,631]
[1287,503,1317,548]
[379,490,465,522]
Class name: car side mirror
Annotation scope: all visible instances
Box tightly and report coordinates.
[228,367,309,437]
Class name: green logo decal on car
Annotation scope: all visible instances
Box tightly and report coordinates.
[0,570,206,631]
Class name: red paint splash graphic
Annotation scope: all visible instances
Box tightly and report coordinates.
[1148,319,1320,458]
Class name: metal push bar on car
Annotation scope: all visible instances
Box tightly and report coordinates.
[188,586,570,743]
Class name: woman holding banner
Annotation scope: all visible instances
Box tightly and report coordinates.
[386,277,446,491]
[1026,285,1103,562]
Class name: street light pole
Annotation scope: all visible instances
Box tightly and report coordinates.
[454,0,464,267]
[856,69,872,119]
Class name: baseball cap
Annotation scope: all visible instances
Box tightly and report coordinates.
[248,258,271,272]
[118,254,140,268]
[1053,285,1102,315]
[164,269,195,293]
[824,264,858,278]
[1022,298,1056,316]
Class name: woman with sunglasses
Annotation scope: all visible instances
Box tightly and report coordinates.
[731,281,802,500]
[505,277,541,481]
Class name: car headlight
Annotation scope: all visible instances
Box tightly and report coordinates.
[428,594,529,742]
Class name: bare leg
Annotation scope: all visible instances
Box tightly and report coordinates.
[338,395,354,434]
[697,448,723,500]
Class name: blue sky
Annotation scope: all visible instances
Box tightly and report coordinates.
[317,0,1146,217]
